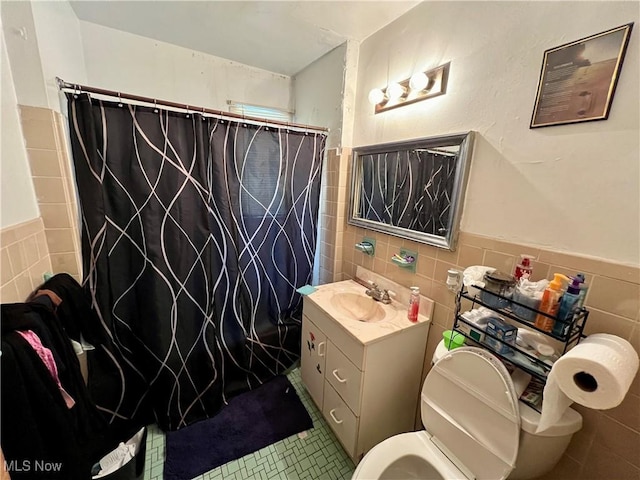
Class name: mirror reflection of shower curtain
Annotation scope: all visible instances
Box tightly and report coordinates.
[359,150,456,235]
[66,94,325,431]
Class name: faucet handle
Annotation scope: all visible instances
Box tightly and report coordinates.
[385,289,396,298]
[367,280,378,289]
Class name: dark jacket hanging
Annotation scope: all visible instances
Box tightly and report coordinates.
[1,298,106,479]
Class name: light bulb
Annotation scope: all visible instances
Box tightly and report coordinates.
[368,88,385,105]
[409,72,429,91]
[386,82,406,101]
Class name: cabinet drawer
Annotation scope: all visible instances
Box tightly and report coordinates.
[323,380,358,459]
[326,342,363,415]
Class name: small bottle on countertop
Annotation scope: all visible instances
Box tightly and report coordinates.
[408,286,420,323]
[514,254,535,281]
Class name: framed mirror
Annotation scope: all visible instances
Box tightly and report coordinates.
[348,131,475,250]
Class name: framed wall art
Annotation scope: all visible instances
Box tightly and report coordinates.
[530,23,633,128]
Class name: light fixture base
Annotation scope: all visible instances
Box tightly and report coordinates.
[374,62,450,114]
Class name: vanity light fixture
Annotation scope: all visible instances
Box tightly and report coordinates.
[368,62,450,114]
[386,82,406,101]
[409,72,429,91]
[367,88,386,106]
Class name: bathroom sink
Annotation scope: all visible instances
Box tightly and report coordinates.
[333,292,386,322]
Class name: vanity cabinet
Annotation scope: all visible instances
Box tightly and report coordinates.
[301,291,430,462]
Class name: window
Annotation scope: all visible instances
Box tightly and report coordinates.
[227,101,293,123]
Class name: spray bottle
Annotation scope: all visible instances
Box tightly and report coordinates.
[534,274,567,333]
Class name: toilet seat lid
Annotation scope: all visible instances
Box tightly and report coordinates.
[421,347,521,480]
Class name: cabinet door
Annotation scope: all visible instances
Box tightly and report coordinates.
[301,315,327,409]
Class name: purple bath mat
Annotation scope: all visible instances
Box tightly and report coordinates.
[164,375,313,480]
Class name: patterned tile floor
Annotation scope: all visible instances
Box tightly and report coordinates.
[143,368,355,480]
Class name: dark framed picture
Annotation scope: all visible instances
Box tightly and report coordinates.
[530,23,633,128]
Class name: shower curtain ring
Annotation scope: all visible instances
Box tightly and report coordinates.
[185,105,190,118]
[117,92,123,107]
[153,99,158,113]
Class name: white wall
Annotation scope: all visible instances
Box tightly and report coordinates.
[80,21,293,113]
[353,1,639,266]
[294,43,347,149]
[0,1,48,108]
[1,31,39,228]
[30,1,87,112]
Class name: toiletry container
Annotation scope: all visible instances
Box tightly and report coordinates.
[514,255,535,281]
[576,273,588,308]
[481,271,516,309]
[408,286,420,322]
[554,276,584,336]
[484,316,517,355]
[534,274,566,333]
[458,307,493,342]
[511,285,541,323]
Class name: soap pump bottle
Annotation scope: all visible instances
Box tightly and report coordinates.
[408,287,420,323]
[554,276,584,337]
[534,274,567,333]
[514,254,535,281]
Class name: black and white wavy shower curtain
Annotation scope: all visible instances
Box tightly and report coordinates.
[359,150,456,236]
[66,94,325,430]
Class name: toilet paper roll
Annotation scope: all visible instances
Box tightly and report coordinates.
[537,334,639,433]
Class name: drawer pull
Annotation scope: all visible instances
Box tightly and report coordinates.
[318,342,326,357]
[332,369,347,383]
[329,408,343,424]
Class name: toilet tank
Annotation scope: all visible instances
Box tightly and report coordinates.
[509,402,582,480]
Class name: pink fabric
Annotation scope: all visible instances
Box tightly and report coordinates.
[17,330,76,409]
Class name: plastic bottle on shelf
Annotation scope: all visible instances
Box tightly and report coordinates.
[576,273,589,309]
[554,276,584,336]
[534,273,567,333]
[408,286,420,323]
[514,254,535,281]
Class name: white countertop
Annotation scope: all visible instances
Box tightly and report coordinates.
[305,279,432,345]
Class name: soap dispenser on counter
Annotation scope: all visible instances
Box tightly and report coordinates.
[408,286,420,323]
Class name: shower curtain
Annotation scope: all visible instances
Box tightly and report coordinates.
[66,94,325,430]
[360,150,456,235]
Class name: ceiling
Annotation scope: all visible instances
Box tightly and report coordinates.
[69,1,420,76]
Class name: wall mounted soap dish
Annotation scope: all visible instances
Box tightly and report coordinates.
[391,248,417,273]
[355,237,376,256]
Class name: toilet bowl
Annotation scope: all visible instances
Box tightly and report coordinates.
[352,346,582,480]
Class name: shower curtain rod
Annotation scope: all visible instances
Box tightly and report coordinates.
[56,77,329,133]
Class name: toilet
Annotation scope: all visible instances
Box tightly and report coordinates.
[352,346,582,480]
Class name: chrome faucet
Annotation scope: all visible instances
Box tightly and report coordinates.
[365,282,394,304]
